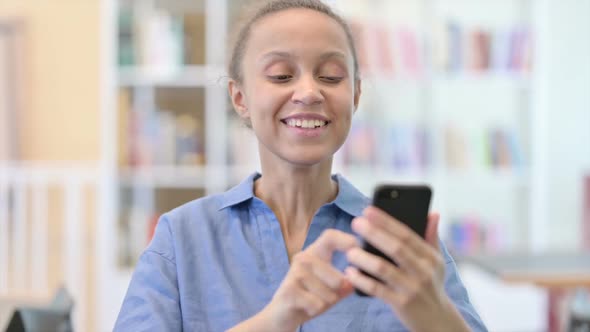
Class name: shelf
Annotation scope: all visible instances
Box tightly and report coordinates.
[443,168,529,187]
[118,65,226,87]
[430,71,530,88]
[118,165,256,188]
[360,71,530,91]
[119,165,207,187]
[339,167,529,186]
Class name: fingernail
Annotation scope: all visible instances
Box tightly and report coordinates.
[342,279,352,289]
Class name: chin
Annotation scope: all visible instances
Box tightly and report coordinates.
[279,149,335,168]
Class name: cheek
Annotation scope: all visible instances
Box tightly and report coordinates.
[333,89,356,118]
[247,84,291,120]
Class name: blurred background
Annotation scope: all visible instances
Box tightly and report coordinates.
[0,0,589,331]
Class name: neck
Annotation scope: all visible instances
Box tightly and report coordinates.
[254,155,338,236]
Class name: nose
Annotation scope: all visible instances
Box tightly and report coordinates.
[291,75,325,106]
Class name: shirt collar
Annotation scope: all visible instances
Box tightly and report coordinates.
[218,172,370,217]
[331,173,370,217]
[218,172,261,210]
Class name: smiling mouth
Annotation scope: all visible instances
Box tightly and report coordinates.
[280,118,330,129]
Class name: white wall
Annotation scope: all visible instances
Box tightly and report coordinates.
[546,0,590,250]
[461,2,590,330]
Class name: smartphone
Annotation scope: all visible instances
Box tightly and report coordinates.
[355,184,432,296]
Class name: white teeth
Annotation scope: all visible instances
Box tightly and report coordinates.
[284,118,328,128]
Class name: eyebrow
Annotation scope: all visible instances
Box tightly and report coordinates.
[259,50,348,63]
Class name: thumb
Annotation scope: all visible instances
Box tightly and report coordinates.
[425,212,441,251]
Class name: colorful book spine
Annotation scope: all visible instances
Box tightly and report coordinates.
[447,22,463,73]
[124,106,205,167]
[446,214,505,255]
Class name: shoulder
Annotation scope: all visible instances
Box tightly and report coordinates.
[146,193,233,261]
[332,173,371,217]
[162,193,228,234]
[152,173,258,249]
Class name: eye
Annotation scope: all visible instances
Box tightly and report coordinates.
[319,76,343,83]
[268,75,293,83]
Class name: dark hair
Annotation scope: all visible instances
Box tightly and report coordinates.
[228,0,360,85]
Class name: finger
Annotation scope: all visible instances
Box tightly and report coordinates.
[362,206,429,255]
[425,212,441,251]
[352,216,428,275]
[293,253,347,292]
[346,247,415,293]
[360,207,441,263]
[300,272,340,305]
[386,242,434,278]
[307,229,359,261]
[345,266,403,305]
[308,255,349,292]
[294,288,326,317]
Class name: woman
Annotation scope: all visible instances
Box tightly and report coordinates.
[114,1,487,331]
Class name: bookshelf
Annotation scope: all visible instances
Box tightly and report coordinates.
[111,0,236,267]
[107,0,544,264]
[328,0,540,257]
[99,0,549,329]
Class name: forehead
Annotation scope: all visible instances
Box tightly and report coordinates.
[245,8,351,60]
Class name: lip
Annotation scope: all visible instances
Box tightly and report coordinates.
[281,121,329,138]
[280,113,331,122]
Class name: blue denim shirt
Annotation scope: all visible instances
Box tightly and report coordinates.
[114,173,487,331]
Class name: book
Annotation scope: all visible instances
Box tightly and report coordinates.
[175,113,204,165]
[491,28,512,72]
[444,126,468,169]
[118,89,132,167]
[447,22,463,73]
[118,6,136,66]
[468,29,491,71]
[133,2,184,73]
[123,100,205,168]
[348,20,372,77]
[395,26,422,77]
[431,21,450,72]
[343,121,376,167]
[446,214,505,255]
[432,21,533,75]
[183,13,206,65]
[374,23,395,78]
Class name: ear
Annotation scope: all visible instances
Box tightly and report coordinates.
[228,79,250,119]
[353,79,362,113]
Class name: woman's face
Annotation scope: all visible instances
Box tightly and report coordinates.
[230,8,361,167]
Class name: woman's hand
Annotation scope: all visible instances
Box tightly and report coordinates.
[229,229,359,332]
[345,206,470,332]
